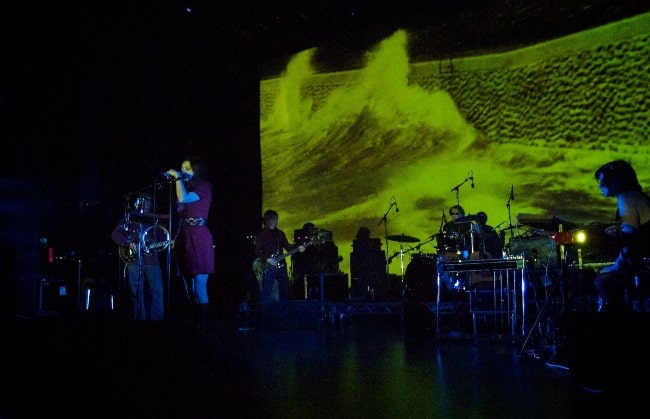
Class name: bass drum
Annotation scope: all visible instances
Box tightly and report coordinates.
[404,254,446,302]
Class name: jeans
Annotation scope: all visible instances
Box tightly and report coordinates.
[127,263,164,320]
[261,266,289,303]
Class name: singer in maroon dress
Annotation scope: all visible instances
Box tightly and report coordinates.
[165,155,215,333]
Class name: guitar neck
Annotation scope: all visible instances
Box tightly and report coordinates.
[277,246,302,261]
[274,241,312,262]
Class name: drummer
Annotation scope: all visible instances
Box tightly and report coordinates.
[440,205,473,257]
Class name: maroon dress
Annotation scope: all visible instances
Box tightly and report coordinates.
[175,179,215,278]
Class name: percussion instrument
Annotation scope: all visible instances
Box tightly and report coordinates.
[386,234,420,243]
[435,232,461,253]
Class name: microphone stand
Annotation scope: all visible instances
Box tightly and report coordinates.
[153,175,175,316]
[439,209,446,234]
[450,175,471,206]
[135,226,145,320]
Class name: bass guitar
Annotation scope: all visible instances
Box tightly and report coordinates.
[252,240,314,280]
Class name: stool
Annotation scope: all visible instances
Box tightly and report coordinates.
[82,278,115,311]
[83,278,95,310]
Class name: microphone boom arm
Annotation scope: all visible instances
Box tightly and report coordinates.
[450,176,471,193]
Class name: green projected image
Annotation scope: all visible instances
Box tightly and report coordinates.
[260,16,650,282]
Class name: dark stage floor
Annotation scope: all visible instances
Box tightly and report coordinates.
[2,297,647,419]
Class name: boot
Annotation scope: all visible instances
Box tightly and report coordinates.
[196,302,210,336]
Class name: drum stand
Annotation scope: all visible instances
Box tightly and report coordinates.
[398,243,405,281]
[436,270,443,336]
[518,256,565,357]
[519,275,560,357]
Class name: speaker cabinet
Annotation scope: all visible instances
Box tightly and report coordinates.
[509,236,559,268]
[297,273,348,301]
[38,278,77,315]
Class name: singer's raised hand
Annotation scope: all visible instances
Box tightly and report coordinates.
[165,169,181,179]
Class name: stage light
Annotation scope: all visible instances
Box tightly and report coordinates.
[551,229,587,246]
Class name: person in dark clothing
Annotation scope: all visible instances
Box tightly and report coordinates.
[440,204,472,258]
[593,160,650,312]
[254,209,306,303]
[471,211,504,259]
[111,193,166,320]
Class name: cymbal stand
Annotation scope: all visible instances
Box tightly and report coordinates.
[439,209,446,235]
[378,198,397,275]
[469,224,476,254]
[398,243,405,281]
[505,184,517,242]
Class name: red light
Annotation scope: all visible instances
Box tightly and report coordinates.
[551,230,586,245]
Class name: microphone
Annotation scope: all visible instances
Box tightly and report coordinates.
[510,184,515,201]
[392,196,399,212]
[470,175,475,188]
[161,172,188,181]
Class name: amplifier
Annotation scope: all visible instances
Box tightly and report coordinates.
[299,272,348,301]
[509,235,559,268]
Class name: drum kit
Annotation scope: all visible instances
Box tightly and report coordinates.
[389,213,604,304]
[385,234,422,295]
[387,215,512,301]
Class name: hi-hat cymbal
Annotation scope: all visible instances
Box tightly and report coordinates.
[386,234,420,243]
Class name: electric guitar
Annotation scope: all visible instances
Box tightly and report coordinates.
[118,225,172,263]
[252,240,314,280]
[119,239,174,264]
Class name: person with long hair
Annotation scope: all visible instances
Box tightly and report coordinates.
[165,155,215,332]
[593,159,650,312]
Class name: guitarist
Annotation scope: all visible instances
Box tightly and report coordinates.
[111,193,165,321]
[254,209,306,303]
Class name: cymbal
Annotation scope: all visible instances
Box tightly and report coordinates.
[386,234,420,243]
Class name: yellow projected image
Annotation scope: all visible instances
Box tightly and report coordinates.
[260,19,650,285]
